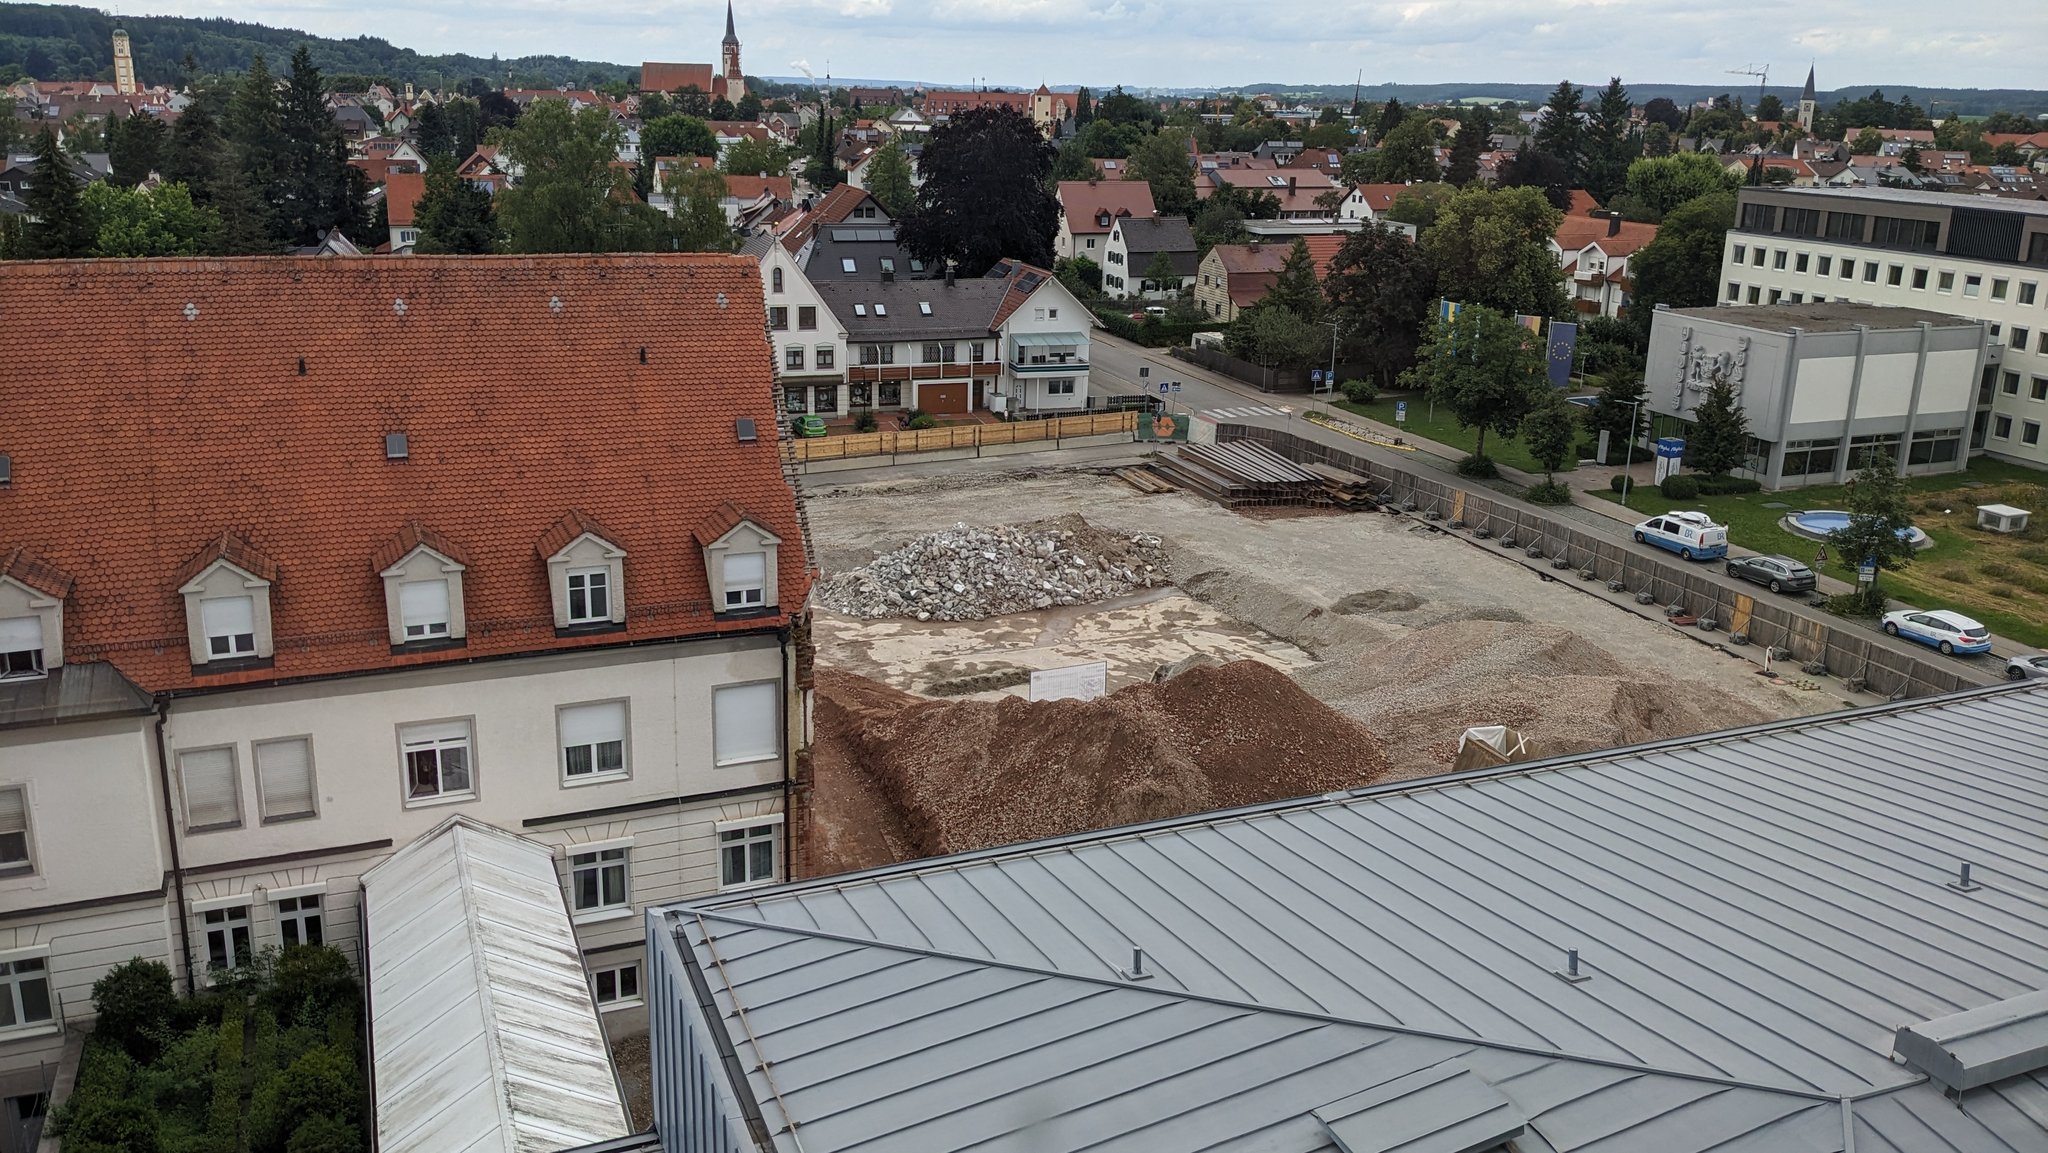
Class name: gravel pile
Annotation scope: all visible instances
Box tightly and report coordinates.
[815,515,1168,621]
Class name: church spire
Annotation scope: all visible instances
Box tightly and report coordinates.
[1801,64,1815,102]
[723,0,738,45]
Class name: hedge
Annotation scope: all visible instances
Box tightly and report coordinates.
[1089,307,1207,348]
[1660,474,1700,499]
[1694,474,1763,495]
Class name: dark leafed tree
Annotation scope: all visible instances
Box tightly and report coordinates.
[901,105,1057,276]
[1445,106,1490,186]
[1534,80,1585,181]
[1373,114,1442,184]
[225,52,285,241]
[278,46,361,247]
[495,99,668,253]
[1401,304,1545,466]
[1641,96,1685,130]
[1831,452,1916,594]
[17,128,94,258]
[1498,148,1572,211]
[1585,372,1648,457]
[863,138,915,218]
[641,114,718,162]
[1323,223,1438,389]
[107,110,166,189]
[1581,78,1638,204]
[1127,128,1196,218]
[1267,238,1326,322]
[1627,191,1734,338]
[1756,93,1785,122]
[1522,385,1580,488]
[414,154,503,254]
[1374,97,1406,143]
[1684,375,1750,477]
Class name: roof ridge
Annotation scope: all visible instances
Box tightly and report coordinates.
[683,910,1855,1102]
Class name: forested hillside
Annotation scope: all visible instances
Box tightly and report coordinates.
[0,2,635,89]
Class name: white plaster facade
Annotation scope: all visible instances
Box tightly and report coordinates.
[996,277,1092,414]
[757,241,850,416]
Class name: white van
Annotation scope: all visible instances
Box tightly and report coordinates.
[1631,510,1729,561]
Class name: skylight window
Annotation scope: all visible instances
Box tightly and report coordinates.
[874,303,887,315]
[918,301,932,315]
[854,304,867,316]
[841,258,856,273]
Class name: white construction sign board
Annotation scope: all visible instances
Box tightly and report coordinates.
[1029,661,1109,702]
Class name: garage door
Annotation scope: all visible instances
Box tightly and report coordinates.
[920,383,968,415]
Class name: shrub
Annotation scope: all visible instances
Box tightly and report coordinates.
[286,1115,363,1153]
[1659,474,1700,499]
[906,413,938,430]
[853,410,878,433]
[1455,453,1498,478]
[1339,379,1377,405]
[251,1046,360,1152]
[90,958,179,1064]
[1694,475,1762,495]
[1940,567,1974,584]
[2017,545,2048,565]
[1827,587,1888,618]
[262,946,357,1031]
[208,999,246,1151]
[1525,480,1574,505]
[47,1095,163,1153]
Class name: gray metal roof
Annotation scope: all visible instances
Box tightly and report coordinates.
[1666,301,1983,334]
[1750,183,2048,219]
[662,684,2048,1152]
[0,662,153,729]
[813,279,1009,341]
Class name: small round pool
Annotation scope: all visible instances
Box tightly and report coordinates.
[1781,509,1933,550]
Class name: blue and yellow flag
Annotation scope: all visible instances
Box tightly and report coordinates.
[1546,321,1578,388]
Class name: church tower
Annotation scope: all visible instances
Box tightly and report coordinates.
[111,28,137,95]
[720,2,745,102]
[1797,65,1817,134]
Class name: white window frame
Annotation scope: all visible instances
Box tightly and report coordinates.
[569,844,631,918]
[591,961,642,1009]
[200,595,257,659]
[177,746,242,832]
[717,816,783,890]
[566,567,611,624]
[201,902,253,973]
[722,551,767,610]
[558,700,630,783]
[399,718,476,805]
[0,786,31,875]
[399,578,452,640]
[272,887,324,948]
[253,736,318,822]
[0,616,44,681]
[0,947,54,1034]
[712,681,782,767]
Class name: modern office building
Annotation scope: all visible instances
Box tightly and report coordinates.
[1719,186,2048,468]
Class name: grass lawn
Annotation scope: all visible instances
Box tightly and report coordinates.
[1337,393,1578,475]
[1590,458,2048,649]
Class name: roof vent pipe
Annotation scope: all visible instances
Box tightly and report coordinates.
[1118,946,1155,982]
[1554,947,1591,984]
[1947,861,1984,893]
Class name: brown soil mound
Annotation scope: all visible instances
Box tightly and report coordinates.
[808,660,1391,871]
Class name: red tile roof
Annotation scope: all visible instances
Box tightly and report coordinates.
[0,545,73,599]
[175,530,279,587]
[641,63,715,94]
[811,183,881,224]
[1210,236,1345,278]
[1058,180,1157,235]
[0,255,808,692]
[1554,216,1659,258]
[1350,183,1405,213]
[384,170,427,228]
[1567,189,1603,216]
[690,501,753,547]
[723,175,794,202]
[370,521,471,573]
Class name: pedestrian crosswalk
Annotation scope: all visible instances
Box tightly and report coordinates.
[1203,404,1288,420]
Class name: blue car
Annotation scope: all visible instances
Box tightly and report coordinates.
[1631,511,1729,561]
[1882,609,1992,656]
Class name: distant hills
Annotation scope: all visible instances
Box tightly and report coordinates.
[1220,82,2048,118]
[0,2,635,89]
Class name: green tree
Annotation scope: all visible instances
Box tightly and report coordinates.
[1685,374,1750,476]
[641,113,718,161]
[669,166,736,252]
[901,105,1057,275]
[1901,144,1924,174]
[106,110,166,188]
[1444,107,1490,186]
[1831,451,1917,594]
[863,137,915,217]
[1073,86,1094,125]
[804,105,839,190]
[721,135,787,179]
[495,99,667,252]
[1374,97,1406,143]
[210,164,281,254]
[1641,122,1674,158]
[1267,238,1325,321]
[1323,222,1438,389]
[86,959,177,1064]
[1623,152,1742,215]
[278,46,361,246]
[1050,137,1096,183]
[1628,191,1735,333]
[1372,114,1442,183]
[1302,122,1352,150]
[1227,302,1323,368]
[1058,254,1103,294]
[1419,186,1567,319]
[16,128,94,258]
[1127,128,1197,218]
[162,97,225,201]
[1756,93,1785,122]
[225,52,285,241]
[413,155,501,254]
[1849,126,1883,154]
[736,92,763,120]
[1385,182,1457,232]
[1522,385,1579,485]
[1586,371,1648,458]
[1402,304,1545,464]
[1582,77,1638,203]
[1534,80,1586,180]
[1141,249,1180,292]
[81,181,221,256]
[1498,148,1572,211]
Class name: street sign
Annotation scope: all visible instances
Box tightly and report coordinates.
[1395,401,1408,424]
[1169,382,1182,394]
[1858,559,1877,585]
[1139,366,1150,378]
[1311,369,1324,384]
[1158,381,1170,395]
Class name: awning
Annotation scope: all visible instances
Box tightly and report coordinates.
[1010,332,1086,346]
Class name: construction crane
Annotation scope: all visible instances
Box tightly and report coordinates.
[1727,64,1769,116]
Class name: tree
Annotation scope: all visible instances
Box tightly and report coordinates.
[1402,304,1546,463]
[1756,93,1785,122]
[80,181,221,256]
[225,52,285,241]
[16,128,94,258]
[413,155,501,254]
[1830,451,1916,594]
[1629,190,1735,333]
[641,114,718,162]
[1059,254,1103,294]
[1685,375,1750,477]
[278,46,361,247]
[1385,182,1456,231]
[495,99,667,252]
[863,137,915,217]
[1127,128,1197,218]
[1586,371,1648,457]
[1522,385,1579,485]
[1582,77,1638,204]
[162,98,225,201]
[106,110,165,188]
[1901,144,1924,174]
[1323,222,1437,389]
[721,135,786,180]
[87,959,177,1065]
[735,91,764,121]
[667,166,736,252]
[803,105,838,191]
[1374,97,1406,143]
[1498,149,1571,210]
[1141,249,1180,292]
[1642,96,1685,131]
[901,106,1057,276]
[1534,80,1585,180]
[209,163,281,254]
[1050,137,1095,182]
[1227,301,1324,368]
[1074,86,1094,125]
[1623,152,1742,215]
[1372,114,1441,184]
[1268,238,1325,321]
[1420,186,1567,319]
[1641,122,1674,158]
[1445,107,1489,185]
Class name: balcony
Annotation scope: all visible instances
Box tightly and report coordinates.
[1009,332,1088,373]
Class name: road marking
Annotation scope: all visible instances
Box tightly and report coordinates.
[1206,405,1286,419]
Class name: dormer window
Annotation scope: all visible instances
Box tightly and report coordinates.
[0,616,43,679]
[0,549,72,678]
[540,511,627,633]
[567,569,610,622]
[694,502,781,617]
[201,597,256,657]
[376,523,468,648]
[722,553,766,609]
[177,532,276,668]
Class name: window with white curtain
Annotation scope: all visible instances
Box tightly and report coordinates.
[254,737,316,821]
[199,596,256,658]
[399,579,450,640]
[712,682,780,766]
[560,701,628,780]
[0,788,31,873]
[0,617,43,679]
[178,747,241,830]
[722,552,766,609]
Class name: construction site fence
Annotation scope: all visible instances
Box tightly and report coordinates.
[1224,425,1991,703]
[789,411,1136,463]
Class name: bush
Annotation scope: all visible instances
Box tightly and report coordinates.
[1827,587,1888,618]
[906,413,938,430]
[251,1047,360,1153]
[208,999,246,1151]
[47,1095,163,1153]
[262,946,357,1031]
[1660,474,1700,499]
[1525,480,1574,505]
[1694,475,1762,495]
[1455,453,1498,478]
[90,958,179,1064]
[853,410,878,433]
[287,1115,363,1153]
[1339,379,1377,405]
[1609,474,1628,493]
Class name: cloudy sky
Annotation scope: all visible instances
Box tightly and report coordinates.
[131,0,2044,90]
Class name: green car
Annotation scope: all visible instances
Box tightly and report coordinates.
[793,414,827,438]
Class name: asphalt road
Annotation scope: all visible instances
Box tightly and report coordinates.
[1085,331,2015,684]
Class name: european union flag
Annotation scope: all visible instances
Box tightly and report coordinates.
[1546,321,1577,388]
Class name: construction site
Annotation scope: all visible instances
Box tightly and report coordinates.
[798,460,1864,877]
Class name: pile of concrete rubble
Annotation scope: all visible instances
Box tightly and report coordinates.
[815,518,1168,621]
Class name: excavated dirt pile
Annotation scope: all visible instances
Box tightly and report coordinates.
[813,514,1169,621]
[811,660,1391,869]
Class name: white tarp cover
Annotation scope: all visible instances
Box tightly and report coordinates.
[362,815,629,1153]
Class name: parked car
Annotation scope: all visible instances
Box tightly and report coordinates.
[1632,511,1729,561]
[2006,653,2048,681]
[1724,554,1817,594]
[792,414,827,438]
[1881,608,1993,656]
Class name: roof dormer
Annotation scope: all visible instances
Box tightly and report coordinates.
[375,521,471,649]
[177,531,278,668]
[539,510,628,633]
[0,546,72,679]
[693,502,782,616]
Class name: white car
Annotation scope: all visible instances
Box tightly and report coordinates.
[1631,511,1729,561]
[2007,653,2048,681]
[1881,608,1993,656]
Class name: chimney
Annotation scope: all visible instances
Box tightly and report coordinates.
[1608,214,1621,237]
[945,258,956,287]
[882,267,894,283]
[1288,175,1297,194]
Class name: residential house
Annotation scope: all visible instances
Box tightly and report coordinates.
[1251,140,1305,166]
[330,104,376,140]
[882,108,931,139]
[1102,215,1197,299]
[0,255,812,1126]
[1552,213,1658,318]
[383,170,426,253]
[720,174,795,230]
[1336,182,1405,224]
[455,145,516,194]
[1088,157,1130,180]
[745,233,850,417]
[1193,236,1345,321]
[1055,179,1158,261]
[1201,167,1339,220]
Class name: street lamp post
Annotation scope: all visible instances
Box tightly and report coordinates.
[1618,397,1643,508]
